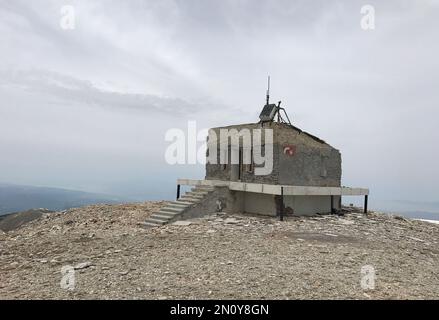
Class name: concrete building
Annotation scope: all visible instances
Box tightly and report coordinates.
[143,99,369,227]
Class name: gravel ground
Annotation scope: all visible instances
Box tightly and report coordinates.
[0,202,438,299]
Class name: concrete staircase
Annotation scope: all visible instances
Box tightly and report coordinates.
[142,185,215,227]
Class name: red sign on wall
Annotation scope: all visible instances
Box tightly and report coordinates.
[283,144,296,156]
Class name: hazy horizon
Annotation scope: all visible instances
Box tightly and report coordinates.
[1,181,438,221]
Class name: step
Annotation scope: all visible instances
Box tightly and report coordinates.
[157,210,182,217]
[180,196,202,202]
[189,190,209,195]
[192,186,214,192]
[184,193,205,199]
[141,221,162,228]
[161,206,185,213]
[144,218,167,225]
[167,203,189,209]
[170,200,194,206]
[180,194,202,199]
[150,214,172,221]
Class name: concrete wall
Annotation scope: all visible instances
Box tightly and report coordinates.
[283,195,341,215]
[242,192,277,216]
[178,187,244,221]
[180,187,342,219]
[241,192,340,216]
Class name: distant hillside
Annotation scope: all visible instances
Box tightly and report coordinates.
[0,208,54,232]
[371,199,439,221]
[0,183,127,216]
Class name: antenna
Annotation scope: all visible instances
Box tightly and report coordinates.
[259,77,293,125]
[266,75,270,105]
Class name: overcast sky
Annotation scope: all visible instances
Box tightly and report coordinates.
[0,0,438,207]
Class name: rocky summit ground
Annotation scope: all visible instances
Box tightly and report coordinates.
[0,202,438,300]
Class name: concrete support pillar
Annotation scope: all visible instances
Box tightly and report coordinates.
[279,187,284,221]
[330,195,334,214]
[364,195,368,213]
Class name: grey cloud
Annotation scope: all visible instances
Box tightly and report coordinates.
[0,69,202,115]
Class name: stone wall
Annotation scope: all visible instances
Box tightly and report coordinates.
[206,144,280,184]
[205,122,279,183]
[278,144,341,186]
[205,122,341,187]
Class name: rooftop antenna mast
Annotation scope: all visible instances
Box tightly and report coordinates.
[259,76,291,126]
[266,75,270,106]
